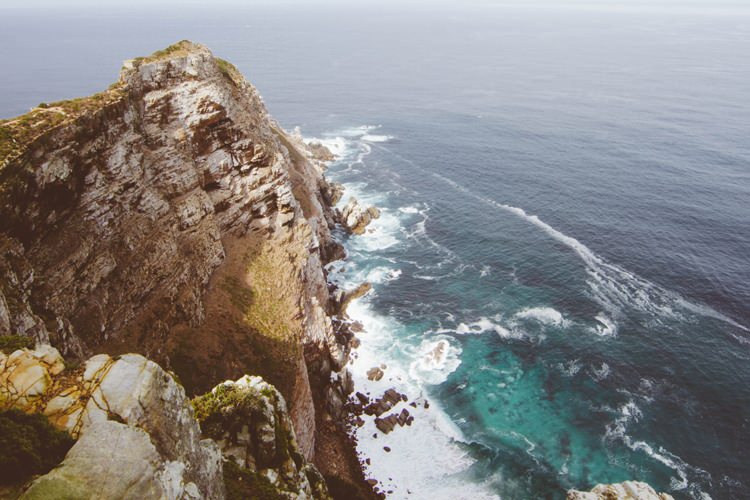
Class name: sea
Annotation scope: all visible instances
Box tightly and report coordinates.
[1,2,749,499]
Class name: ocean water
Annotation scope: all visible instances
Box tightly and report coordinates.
[2,3,750,499]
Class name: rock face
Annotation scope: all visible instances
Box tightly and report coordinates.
[0,41,369,494]
[193,375,331,499]
[567,481,675,500]
[1,347,223,499]
[340,197,380,234]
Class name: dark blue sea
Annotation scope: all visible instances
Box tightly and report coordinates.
[2,3,749,498]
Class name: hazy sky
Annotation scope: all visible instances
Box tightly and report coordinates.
[2,0,749,7]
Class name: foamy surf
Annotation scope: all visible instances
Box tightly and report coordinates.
[374,144,747,336]
[346,299,499,500]
[316,126,499,499]
[514,306,568,327]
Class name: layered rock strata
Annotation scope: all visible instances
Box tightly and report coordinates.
[0,41,371,497]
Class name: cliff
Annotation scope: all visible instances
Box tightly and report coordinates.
[0,41,369,498]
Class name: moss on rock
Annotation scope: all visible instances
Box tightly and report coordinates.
[0,409,74,486]
[0,335,35,354]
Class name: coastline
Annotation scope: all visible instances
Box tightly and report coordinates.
[308,128,501,499]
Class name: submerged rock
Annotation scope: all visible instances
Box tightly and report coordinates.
[366,367,384,381]
[567,481,675,500]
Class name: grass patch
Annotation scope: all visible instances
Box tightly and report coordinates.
[0,409,74,485]
[0,84,126,168]
[242,242,304,343]
[216,58,242,86]
[0,335,34,354]
[220,276,254,312]
[130,40,199,68]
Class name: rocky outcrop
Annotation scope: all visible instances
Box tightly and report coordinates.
[1,347,223,499]
[340,197,380,234]
[567,481,675,500]
[193,375,331,499]
[0,41,371,495]
[22,420,209,500]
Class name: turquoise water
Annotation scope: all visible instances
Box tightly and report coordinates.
[2,3,749,498]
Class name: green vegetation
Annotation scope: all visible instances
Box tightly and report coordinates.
[0,409,74,485]
[242,243,303,342]
[130,40,197,67]
[0,84,126,167]
[223,460,286,500]
[192,382,267,437]
[216,58,242,86]
[0,335,34,354]
[220,276,254,312]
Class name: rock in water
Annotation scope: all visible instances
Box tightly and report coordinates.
[567,481,675,500]
[340,197,380,234]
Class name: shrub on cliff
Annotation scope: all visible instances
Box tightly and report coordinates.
[0,335,35,354]
[0,409,74,485]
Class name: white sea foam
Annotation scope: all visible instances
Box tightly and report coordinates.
[593,313,618,337]
[606,400,712,498]
[454,317,517,339]
[515,307,568,327]
[361,134,394,143]
[349,208,402,251]
[591,362,611,381]
[408,336,462,385]
[345,299,499,499]
[365,266,402,284]
[559,359,583,377]
[398,205,420,214]
[318,127,498,498]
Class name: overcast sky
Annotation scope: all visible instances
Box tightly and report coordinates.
[2,0,748,7]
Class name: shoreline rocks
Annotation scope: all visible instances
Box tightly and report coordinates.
[340,197,380,234]
[567,481,675,500]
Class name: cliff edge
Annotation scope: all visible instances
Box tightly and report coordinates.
[0,41,370,498]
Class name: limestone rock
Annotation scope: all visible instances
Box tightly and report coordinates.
[2,347,223,499]
[193,375,332,500]
[0,346,65,409]
[567,481,675,500]
[22,420,196,499]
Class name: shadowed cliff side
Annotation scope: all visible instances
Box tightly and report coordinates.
[0,41,371,498]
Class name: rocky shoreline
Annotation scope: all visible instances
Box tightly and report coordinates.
[0,40,677,500]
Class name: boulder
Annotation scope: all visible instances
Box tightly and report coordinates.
[0,346,65,410]
[2,348,224,499]
[367,367,384,381]
[340,197,380,234]
[567,481,675,500]
[22,420,197,499]
[192,375,332,500]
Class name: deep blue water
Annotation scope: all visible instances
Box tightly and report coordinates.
[2,3,749,499]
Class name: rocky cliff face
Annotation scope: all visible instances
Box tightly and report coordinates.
[1,346,331,499]
[0,41,367,497]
